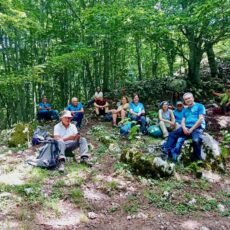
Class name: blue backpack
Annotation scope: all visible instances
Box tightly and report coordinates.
[147,125,163,138]
[120,122,132,136]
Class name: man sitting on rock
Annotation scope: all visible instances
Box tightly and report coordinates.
[37,96,59,121]
[162,92,206,161]
[213,89,230,115]
[66,97,84,128]
[54,110,91,172]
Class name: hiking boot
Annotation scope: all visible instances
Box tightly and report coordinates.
[80,157,93,167]
[58,161,65,173]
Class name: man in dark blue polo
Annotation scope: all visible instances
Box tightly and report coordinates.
[65,97,84,128]
[37,97,59,121]
[162,93,206,161]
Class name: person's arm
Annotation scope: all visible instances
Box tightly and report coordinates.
[138,104,145,116]
[54,125,80,141]
[181,117,190,135]
[94,102,100,108]
[159,110,170,123]
[38,103,46,111]
[213,91,222,97]
[170,110,176,126]
[103,102,109,108]
[130,108,138,116]
[188,114,204,134]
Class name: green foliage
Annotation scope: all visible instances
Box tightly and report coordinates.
[128,124,140,140]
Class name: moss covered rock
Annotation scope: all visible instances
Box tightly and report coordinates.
[120,147,175,177]
[8,123,34,147]
[179,133,226,172]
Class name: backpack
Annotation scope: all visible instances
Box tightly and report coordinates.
[147,125,163,138]
[32,127,50,146]
[27,140,60,169]
[102,113,113,122]
[120,122,132,136]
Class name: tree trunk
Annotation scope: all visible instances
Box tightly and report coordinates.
[205,42,218,78]
[188,42,203,84]
[103,39,109,92]
[135,38,142,81]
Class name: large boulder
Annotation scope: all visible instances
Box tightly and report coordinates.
[179,132,226,172]
[8,123,34,147]
[120,147,175,177]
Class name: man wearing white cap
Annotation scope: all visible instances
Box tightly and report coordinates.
[54,110,90,172]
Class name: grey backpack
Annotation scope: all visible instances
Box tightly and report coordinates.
[28,140,59,169]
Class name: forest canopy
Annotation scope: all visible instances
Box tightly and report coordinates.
[0,0,230,128]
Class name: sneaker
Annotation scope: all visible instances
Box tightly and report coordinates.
[80,157,93,167]
[58,161,65,173]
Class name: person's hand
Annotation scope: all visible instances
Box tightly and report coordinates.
[183,127,190,135]
[137,112,142,116]
[170,122,175,128]
[226,102,230,106]
[75,133,81,140]
[188,128,194,134]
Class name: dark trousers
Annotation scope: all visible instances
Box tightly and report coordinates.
[37,110,59,121]
[162,127,204,161]
[130,115,147,134]
[72,112,84,128]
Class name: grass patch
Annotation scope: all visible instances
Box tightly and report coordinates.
[145,189,221,216]
[122,195,140,214]
[95,144,107,158]
[69,187,88,209]
[51,179,66,199]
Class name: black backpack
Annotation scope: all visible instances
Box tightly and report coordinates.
[28,140,60,169]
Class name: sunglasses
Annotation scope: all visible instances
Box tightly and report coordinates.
[177,104,183,107]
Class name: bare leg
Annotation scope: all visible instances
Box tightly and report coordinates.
[120,109,126,122]
[105,106,109,113]
[112,113,118,124]
[95,107,99,115]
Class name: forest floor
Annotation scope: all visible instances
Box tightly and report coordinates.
[0,115,230,230]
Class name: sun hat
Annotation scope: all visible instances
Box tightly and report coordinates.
[61,110,72,118]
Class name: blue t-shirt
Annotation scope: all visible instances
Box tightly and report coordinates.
[39,102,52,112]
[66,103,83,112]
[182,103,206,129]
[174,108,185,124]
[129,102,145,113]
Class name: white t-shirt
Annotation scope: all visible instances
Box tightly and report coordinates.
[54,122,78,138]
[95,91,103,98]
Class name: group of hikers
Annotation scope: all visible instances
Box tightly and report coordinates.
[35,87,230,172]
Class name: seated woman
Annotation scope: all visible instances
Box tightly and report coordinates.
[110,96,129,127]
[94,97,109,116]
[158,101,175,138]
[129,94,147,134]
[37,96,59,121]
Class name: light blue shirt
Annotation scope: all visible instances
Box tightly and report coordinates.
[129,102,145,113]
[182,103,206,129]
[39,102,52,113]
[66,103,83,112]
[174,108,185,124]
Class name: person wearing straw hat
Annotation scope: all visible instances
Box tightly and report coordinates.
[54,110,90,172]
